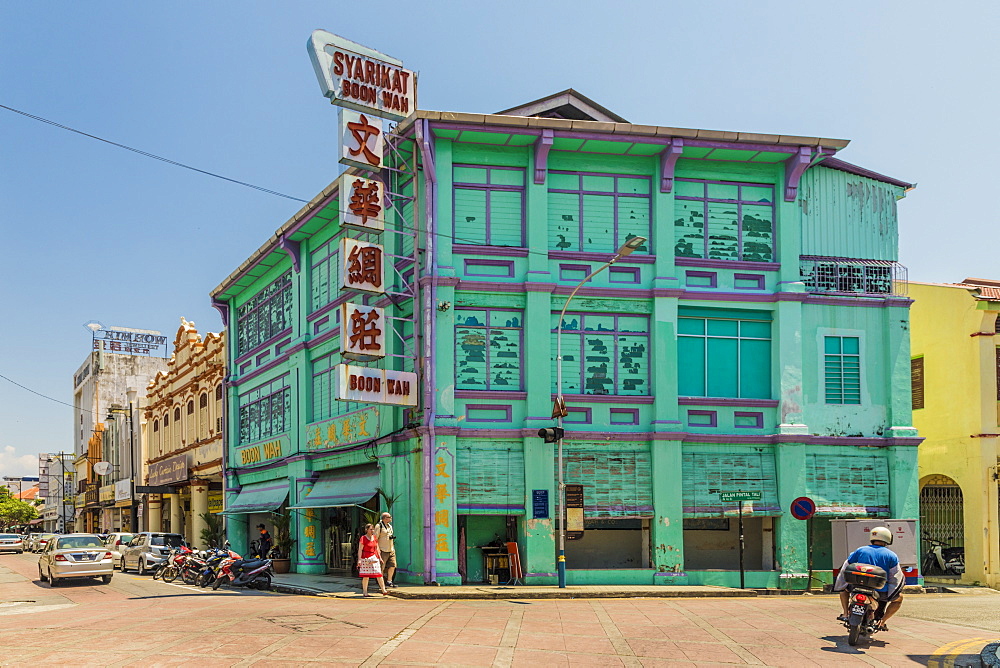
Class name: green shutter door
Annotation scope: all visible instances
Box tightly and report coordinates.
[457,443,525,514]
[682,449,780,517]
[806,454,889,517]
[561,447,653,518]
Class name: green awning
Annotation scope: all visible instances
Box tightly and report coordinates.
[223,481,288,514]
[290,465,379,509]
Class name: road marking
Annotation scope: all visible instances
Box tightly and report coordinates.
[359,601,451,668]
[927,637,994,668]
[590,601,642,667]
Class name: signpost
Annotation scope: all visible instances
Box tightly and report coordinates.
[719,491,761,589]
[790,496,817,591]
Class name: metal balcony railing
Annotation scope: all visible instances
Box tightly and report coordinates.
[800,256,907,296]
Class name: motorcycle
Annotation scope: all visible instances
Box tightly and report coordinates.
[922,533,965,575]
[178,550,208,585]
[196,547,233,588]
[212,551,274,591]
[151,547,180,581]
[841,562,888,646]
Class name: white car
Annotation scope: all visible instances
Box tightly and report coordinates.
[104,533,135,568]
[37,534,114,586]
[0,534,24,553]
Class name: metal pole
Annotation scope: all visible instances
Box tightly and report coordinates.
[738,503,745,589]
[806,518,813,592]
[128,402,138,533]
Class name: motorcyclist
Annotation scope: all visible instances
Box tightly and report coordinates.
[834,527,904,630]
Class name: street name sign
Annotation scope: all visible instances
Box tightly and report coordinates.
[719,491,762,503]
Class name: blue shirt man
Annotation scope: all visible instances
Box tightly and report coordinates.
[844,544,899,594]
[835,527,905,629]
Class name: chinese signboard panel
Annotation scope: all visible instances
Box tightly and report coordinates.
[93,326,168,358]
[307,30,416,121]
[339,173,385,232]
[148,453,188,486]
[340,109,384,171]
[335,364,417,406]
[306,407,380,451]
[340,238,385,294]
[340,302,385,361]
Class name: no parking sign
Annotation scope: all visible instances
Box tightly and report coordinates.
[790,496,816,520]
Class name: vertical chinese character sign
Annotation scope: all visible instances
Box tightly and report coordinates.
[339,174,385,232]
[340,109,384,172]
[339,238,384,294]
[433,451,455,560]
[340,303,385,361]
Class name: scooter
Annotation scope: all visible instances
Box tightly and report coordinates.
[841,562,888,646]
[922,533,965,575]
[212,552,273,591]
[196,547,233,588]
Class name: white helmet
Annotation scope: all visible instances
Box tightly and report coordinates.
[870,527,893,545]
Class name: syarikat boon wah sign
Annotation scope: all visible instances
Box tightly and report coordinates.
[307,30,416,121]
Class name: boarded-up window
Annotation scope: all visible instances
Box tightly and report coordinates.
[561,447,652,518]
[456,443,524,514]
[547,172,651,254]
[911,356,924,410]
[806,454,889,517]
[682,450,780,517]
[453,165,524,247]
[455,309,522,391]
[552,313,649,396]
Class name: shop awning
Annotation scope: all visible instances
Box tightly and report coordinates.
[29,518,43,525]
[222,481,288,515]
[290,465,379,509]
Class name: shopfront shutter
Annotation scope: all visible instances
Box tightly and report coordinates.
[806,454,889,517]
[682,449,780,517]
[561,447,653,518]
[457,442,524,514]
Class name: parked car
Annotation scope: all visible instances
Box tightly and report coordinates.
[32,533,56,553]
[103,533,135,568]
[121,532,186,575]
[37,534,113,586]
[0,534,24,554]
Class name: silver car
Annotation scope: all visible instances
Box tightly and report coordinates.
[103,532,135,567]
[0,534,24,553]
[121,532,185,575]
[32,533,56,553]
[37,534,113,586]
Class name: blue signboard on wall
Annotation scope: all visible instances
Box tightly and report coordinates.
[532,489,549,519]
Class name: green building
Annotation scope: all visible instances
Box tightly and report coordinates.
[211,90,920,587]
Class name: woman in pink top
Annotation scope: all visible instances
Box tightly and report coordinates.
[358,523,387,597]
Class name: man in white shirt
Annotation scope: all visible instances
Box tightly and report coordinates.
[374,512,397,587]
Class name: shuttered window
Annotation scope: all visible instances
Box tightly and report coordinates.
[547,172,651,254]
[456,443,524,514]
[682,450,780,517]
[561,447,652,518]
[311,353,357,422]
[310,239,337,312]
[455,309,522,390]
[453,165,524,247]
[236,271,293,353]
[911,356,924,410]
[237,375,290,445]
[673,179,774,262]
[552,313,649,396]
[806,454,889,517]
[678,307,771,399]
[824,336,861,404]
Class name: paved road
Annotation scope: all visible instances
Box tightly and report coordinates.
[0,551,994,667]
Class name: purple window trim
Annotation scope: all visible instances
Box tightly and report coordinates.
[564,407,592,424]
[610,408,640,425]
[465,404,513,423]
[313,317,330,334]
[548,170,653,255]
[609,266,640,284]
[455,390,527,400]
[239,360,252,373]
[554,312,651,398]
[233,327,293,366]
[255,351,271,365]
[465,259,516,278]
[551,393,655,405]
[559,264,592,281]
[675,257,780,272]
[453,164,526,247]
[678,397,779,408]
[453,244,530,258]
[674,178,776,263]
[274,338,293,355]
[455,307,524,392]
[734,411,765,429]
[734,273,766,290]
[549,250,656,265]
[687,410,718,427]
[685,271,718,288]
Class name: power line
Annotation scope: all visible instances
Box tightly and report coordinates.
[0,373,96,415]
[0,103,309,203]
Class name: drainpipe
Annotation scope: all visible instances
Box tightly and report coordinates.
[416,118,438,584]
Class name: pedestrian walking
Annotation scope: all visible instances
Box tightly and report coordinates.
[256,524,272,558]
[374,512,398,587]
[358,523,387,597]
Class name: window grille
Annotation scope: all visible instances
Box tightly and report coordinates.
[800,256,906,295]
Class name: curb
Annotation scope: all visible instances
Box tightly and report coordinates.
[271,583,328,596]
[385,589,758,600]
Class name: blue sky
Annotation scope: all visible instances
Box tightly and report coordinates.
[1,2,997,476]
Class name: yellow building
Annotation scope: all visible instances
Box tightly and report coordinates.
[909,279,1000,587]
[142,318,226,548]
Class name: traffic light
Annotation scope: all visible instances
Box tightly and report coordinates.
[537,427,564,443]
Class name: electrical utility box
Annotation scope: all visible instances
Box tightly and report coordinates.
[831,519,919,583]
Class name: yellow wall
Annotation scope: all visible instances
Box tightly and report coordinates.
[909,282,1000,586]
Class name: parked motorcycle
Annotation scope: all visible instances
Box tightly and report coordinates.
[196,547,233,588]
[922,533,965,576]
[841,562,888,646]
[212,552,274,591]
[151,547,180,581]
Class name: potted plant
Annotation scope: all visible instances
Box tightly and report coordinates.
[198,512,226,549]
[269,511,295,574]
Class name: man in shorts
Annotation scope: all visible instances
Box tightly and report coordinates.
[834,526,904,630]
[374,512,397,587]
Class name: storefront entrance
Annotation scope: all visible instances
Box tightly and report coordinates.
[320,499,379,574]
[459,515,517,584]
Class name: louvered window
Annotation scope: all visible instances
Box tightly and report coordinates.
[674,179,774,262]
[806,454,889,517]
[237,375,290,445]
[911,356,924,410]
[548,172,651,254]
[456,443,524,514]
[236,271,292,353]
[825,336,861,404]
[561,447,652,518]
[682,450,780,518]
[453,165,524,247]
[455,309,522,391]
[552,313,649,396]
